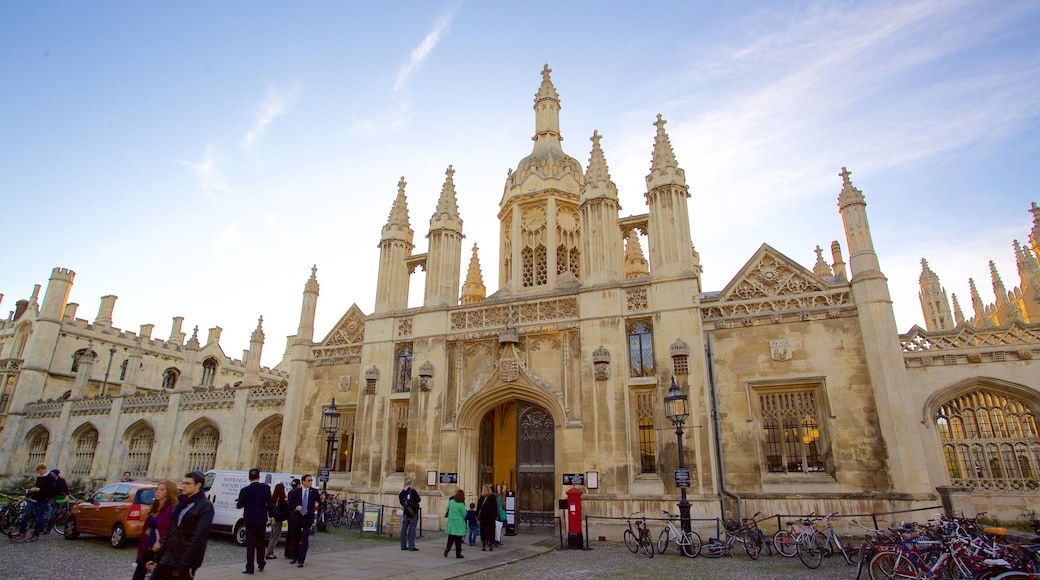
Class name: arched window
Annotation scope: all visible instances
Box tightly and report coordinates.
[12,323,30,359]
[119,359,129,381]
[162,368,179,390]
[24,427,49,473]
[935,388,1040,492]
[627,320,654,378]
[124,423,155,477]
[69,424,100,481]
[201,358,218,387]
[636,390,657,473]
[394,345,413,393]
[185,423,219,473]
[254,418,282,473]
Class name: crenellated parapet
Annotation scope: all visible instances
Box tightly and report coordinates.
[900,320,1040,368]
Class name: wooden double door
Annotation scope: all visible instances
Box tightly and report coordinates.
[478,400,555,527]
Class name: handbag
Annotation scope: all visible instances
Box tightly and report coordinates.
[404,504,417,518]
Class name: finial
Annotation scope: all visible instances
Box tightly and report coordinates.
[397,176,406,195]
[257,316,263,326]
[446,164,454,180]
[839,167,852,187]
[541,63,551,81]
[816,246,824,261]
[654,113,665,131]
[1031,201,1040,220]
[310,264,317,278]
[590,130,601,147]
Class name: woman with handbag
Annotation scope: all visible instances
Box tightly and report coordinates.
[265,483,287,560]
[476,484,497,552]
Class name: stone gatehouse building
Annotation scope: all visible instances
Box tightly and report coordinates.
[2,66,1040,532]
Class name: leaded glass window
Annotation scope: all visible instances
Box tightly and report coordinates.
[627,320,654,378]
[759,389,826,474]
[394,345,413,393]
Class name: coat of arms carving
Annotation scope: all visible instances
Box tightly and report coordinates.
[770,339,792,362]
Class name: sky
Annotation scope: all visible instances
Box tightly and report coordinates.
[2,0,1039,368]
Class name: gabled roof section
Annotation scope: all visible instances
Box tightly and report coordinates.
[319,304,367,346]
[712,244,835,302]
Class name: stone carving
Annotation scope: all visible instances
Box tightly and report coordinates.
[770,339,793,362]
[124,392,171,413]
[417,361,433,391]
[398,317,413,337]
[500,359,519,382]
[592,345,610,381]
[450,297,578,332]
[248,384,288,407]
[901,320,1040,353]
[626,288,648,311]
[26,400,63,418]
[324,309,365,345]
[338,375,352,391]
[71,397,114,416]
[181,389,235,410]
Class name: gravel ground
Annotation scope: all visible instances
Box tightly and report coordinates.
[456,539,860,580]
[0,524,392,580]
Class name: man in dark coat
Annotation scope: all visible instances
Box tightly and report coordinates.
[235,468,273,574]
[286,474,319,568]
[151,470,214,579]
[11,462,54,542]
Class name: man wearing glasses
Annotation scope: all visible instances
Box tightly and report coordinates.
[287,474,319,568]
[149,470,214,579]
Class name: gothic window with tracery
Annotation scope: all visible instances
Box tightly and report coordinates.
[119,359,128,381]
[394,344,413,393]
[254,420,281,473]
[24,427,48,473]
[201,358,218,387]
[186,424,219,473]
[636,390,657,473]
[336,411,355,472]
[935,389,1040,492]
[124,424,154,477]
[535,246,548,285]
[627,320,654,377]
[69,425,100,480]
[758,388,827,474]
[393,404,408,473]
[162,368,179,390]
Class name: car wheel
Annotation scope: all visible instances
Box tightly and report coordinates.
[234,520,247,547]
[64,516,80,539]
[110,523,127,548]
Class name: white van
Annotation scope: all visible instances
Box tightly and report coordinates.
[203,469,301,546]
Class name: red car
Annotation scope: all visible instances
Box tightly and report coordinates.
[64,481,156,548]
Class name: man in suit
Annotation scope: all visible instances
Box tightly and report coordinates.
[236,468,273,574]
[150,470,214,579]
[287,474,319,568]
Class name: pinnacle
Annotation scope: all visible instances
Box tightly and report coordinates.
[645,114,687,191]
[582,130,618,201]
[383,176,413,239]
[535,64,560,102]
[837,166,864,205]
[435,165,460,217]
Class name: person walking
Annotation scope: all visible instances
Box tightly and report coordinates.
[476,484,497,552]
[398,478,421,551]
[149,470,214,579]
[465,502,479,546]
[133,479,177,580]
[43,468,69,535]
[265,482,287,560]
[443,489,467,558]
[283,479,300,560]
[287,474,319,568]
[10,463,54,542]
[235,468,273,574]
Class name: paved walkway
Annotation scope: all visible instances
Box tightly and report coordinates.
[199,533,556,580]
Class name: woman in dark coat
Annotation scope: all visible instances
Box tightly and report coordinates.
[266,483,287,559]
[476,484,498,552]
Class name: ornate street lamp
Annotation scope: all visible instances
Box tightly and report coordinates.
[664,376,693,541]
[321,398,341,494]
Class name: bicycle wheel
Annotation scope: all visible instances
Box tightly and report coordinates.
[52,510,69,536]
[641,535,655,558]
[855,541,876,580]
[773,530,797,557]
[743,533,762,560]
[869,551,919,580]
[657,528,670,555]
[797,534,825,569]
[623,529,639,553]
[700,540,723,558]
[831,532,853,565]
[680,530,701,558]
[330,508,342,528]
[756,529,773,556]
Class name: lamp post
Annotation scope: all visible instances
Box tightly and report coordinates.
[321,398,341,494]
[664,376,692,539]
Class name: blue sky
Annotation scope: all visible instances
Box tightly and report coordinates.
[2,1,1039,368]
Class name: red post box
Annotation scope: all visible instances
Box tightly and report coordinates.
[566,484,583,548]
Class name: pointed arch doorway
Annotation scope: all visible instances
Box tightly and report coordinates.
[478,399,555,528]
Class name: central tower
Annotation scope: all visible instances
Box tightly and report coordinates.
[499,65,585,294]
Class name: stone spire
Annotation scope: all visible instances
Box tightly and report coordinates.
[375,178,414,312]
[830,240,848,282]
[460,244,487,305]
[297,266,319,342]
[623,231,650,279]
[243,316,265,387]
[918,258,953,331]
[180,326,200,390]
[581,131,618,202]
[990,260,1021,322]
[969,278,989,327]
[425,165,465,307]
[645,114,687,191]
[837,167,882,278]
[533,64,562,145]
[1030,201,1040,259]
[952,293,966,326]
[1017,240,1040,303]
[644,115,694,277]
[812,245,831,277]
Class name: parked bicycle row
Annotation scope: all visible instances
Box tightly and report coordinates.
[611,510,1040,579]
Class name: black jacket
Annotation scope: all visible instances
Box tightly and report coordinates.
[287,486,319,526]
[236,481,272,526]
[29,474,54,502]
[156,492,214,570]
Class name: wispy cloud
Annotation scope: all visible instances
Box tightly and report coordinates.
[394,14,452,92]
[242,84,301,148]
[175,145,236,199]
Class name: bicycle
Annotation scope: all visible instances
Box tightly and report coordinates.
[656,510,701,558]
[1,492,28,538]
[773,512,815,558]
[794,514,826,569]
[622,512,655,558]
[742,512,774,557]
[700,518,762,559]
[46,497,75,535]
[804,512,854,568]
[344,499,361,529]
